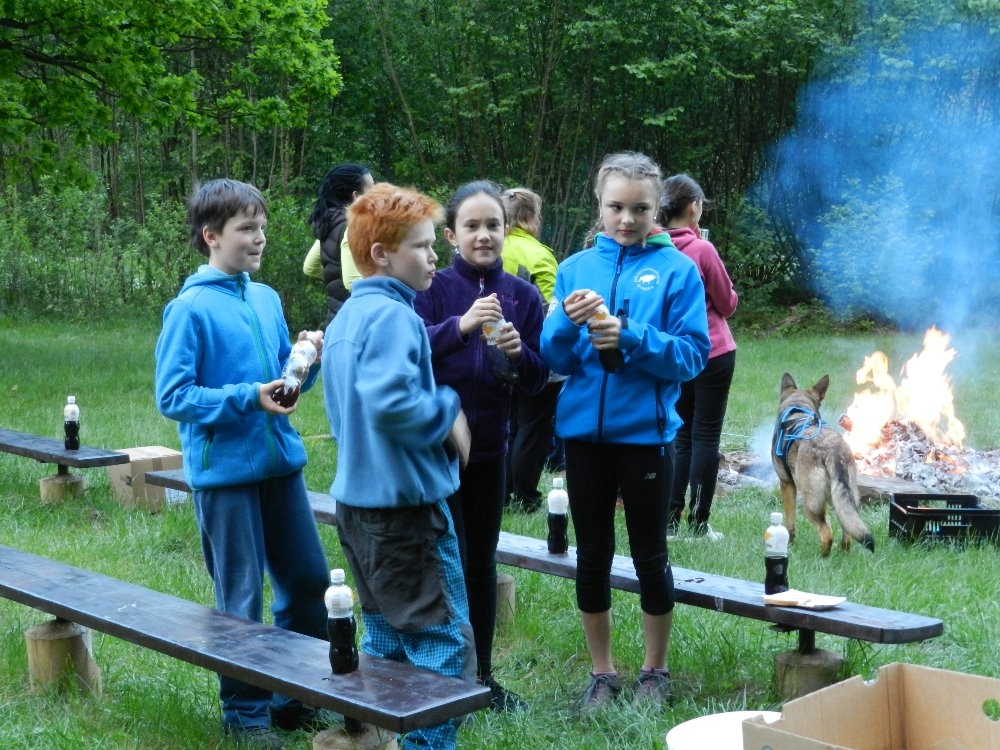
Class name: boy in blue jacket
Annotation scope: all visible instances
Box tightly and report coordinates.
[155,179,330,747]
[322,183,475,750]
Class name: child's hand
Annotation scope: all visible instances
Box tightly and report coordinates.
[494,321,522,362]
[259,379,297,414]
[459,293,503,337]
[298,329,324,365]
[562,289,605,326]
[587,308,621,349]
[445,410,471,469]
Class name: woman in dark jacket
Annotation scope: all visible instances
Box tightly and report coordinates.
[309,163,373,325]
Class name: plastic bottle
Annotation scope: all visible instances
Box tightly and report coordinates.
[764,512,790,595]
[589,304,625,373]
[546,477,569,555]
[273,335,319,407]
[63,396,80,450]
[324,568,359,674]
[482,316,506,345]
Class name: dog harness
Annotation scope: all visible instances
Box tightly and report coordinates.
[774,405,825,478]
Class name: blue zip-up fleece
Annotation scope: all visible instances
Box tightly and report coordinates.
[323,277,462,509]
[155,265,319,490]
[414,254,549,462]
[541,232,710,445]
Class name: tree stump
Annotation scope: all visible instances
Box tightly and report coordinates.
[313,723,398,750]
[39,472,85,503]
[25,618,102,695]
[774,647,843,700]
[496,573,516,628]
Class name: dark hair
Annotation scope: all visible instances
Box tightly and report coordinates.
[657,173,708,225]
[188,179,267,257]
[309,163,372,238]
[445,180,508,231]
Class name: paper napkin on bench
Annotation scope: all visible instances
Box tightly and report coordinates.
[762,589,846,610]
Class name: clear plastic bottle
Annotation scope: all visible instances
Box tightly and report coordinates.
[324,568,359,674]
[546,477,569,555]
[482,316,506,345]
[764,512,790,595]
[273,335,319,407]
[63,396,80,450]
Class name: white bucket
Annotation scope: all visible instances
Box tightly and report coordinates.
[666,710,781,750]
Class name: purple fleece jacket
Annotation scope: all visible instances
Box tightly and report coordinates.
[415,254,548,462]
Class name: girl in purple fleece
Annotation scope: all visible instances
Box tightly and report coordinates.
[414,180,548,712]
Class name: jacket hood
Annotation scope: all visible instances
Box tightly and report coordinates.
[180,265,250,294]
[665,226,699,253]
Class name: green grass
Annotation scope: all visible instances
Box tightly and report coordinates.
[1,318,999,749]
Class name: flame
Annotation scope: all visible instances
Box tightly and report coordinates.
[842,327,966,456]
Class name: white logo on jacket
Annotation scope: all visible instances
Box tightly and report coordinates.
[634,268,660,291]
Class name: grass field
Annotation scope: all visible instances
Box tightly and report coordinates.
[1,318,998,749]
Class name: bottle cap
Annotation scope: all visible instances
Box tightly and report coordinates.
[67,396,76,404]
[770,512,784,525]
[552,477,563,490]
[330,568,346,585]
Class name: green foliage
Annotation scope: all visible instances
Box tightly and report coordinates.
[0,0,340,188]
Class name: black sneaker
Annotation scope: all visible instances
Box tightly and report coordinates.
[481,675,528,712]
[269,705,341,732]
[506,494,542,514]
[225,726,285,749]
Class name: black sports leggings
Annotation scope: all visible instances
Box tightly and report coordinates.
[565,440,675,615]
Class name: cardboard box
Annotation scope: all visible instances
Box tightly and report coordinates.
[107,446,184,512]
[743,663,1000,750]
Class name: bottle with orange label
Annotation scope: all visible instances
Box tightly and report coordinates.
[589,304,626,373]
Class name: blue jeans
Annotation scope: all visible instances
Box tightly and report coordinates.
[193,471,330,730]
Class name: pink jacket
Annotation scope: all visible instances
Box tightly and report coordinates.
[667,226,738,359]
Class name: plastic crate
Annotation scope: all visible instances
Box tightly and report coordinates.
[889,493,1000,544]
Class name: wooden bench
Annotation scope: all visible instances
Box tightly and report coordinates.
[145,468,944,657]
[0,543,490,734]
[0,427,129,501]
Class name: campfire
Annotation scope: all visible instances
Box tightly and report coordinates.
[839,328,1000,500]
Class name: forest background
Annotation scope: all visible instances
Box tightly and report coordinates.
[1,0,998,337]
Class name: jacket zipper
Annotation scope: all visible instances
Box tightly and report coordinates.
[597,245,627,442]
[240,277,279,474]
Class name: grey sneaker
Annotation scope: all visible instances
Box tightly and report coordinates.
[578,671,621,711]
[633,669,673,705]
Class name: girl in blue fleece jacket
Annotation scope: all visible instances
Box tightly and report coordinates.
[540,153,709,710]
[155,179,330,743]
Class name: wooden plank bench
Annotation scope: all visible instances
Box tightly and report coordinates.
[0,543,490,734]
[0,427,130,501]
[145,469,944,657]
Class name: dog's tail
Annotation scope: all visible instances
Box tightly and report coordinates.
[828,453,876,552]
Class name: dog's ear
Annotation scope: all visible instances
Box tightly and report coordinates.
[780,372,796,392]
[812,375,830,402]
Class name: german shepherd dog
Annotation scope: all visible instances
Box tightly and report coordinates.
[771,373,875,556]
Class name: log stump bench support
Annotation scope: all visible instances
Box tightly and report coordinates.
[0,427,129,502]
[145,469,945,699]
